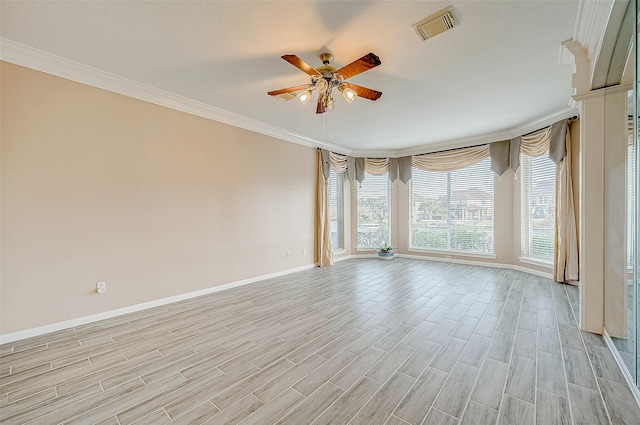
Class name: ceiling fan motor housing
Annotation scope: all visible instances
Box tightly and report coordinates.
[319,53,333,65]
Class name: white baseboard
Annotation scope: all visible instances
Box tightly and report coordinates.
[348,253,379,259]
[333,254,354,262]
[0,263,316,345]
[395,253,554,279]
[509,264,554,280]
[603,329,640,409]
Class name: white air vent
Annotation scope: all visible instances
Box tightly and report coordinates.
[412,6,456,41]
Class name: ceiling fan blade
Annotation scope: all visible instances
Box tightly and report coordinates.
[316,93,326,114]
[282,55,321,77]
[336,53,381,80]
[343,82,382,101]
[267,84,313,97]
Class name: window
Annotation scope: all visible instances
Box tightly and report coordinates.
[410,158,494,254]
[357,172,390,248]
[521,154,556,262]
[328,169,344,251]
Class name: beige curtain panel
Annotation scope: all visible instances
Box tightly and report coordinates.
[512,118,578,283]
[316,150,333,267]
[412,144,490,172]
[553,124,579,283]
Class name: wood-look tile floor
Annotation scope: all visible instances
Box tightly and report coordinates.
[1,258,639,425]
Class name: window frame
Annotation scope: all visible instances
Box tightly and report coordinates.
[328,169,345,252]
[356,172,391,250]
[408,159,495,256]
[519,153,556,264]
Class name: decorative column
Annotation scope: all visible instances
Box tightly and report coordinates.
[564,39,631,335]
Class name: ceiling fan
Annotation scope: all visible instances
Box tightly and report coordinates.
[267,52,382,114]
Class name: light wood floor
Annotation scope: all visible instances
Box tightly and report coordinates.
[1,258,639,425]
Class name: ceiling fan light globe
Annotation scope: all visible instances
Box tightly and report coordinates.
[297,90,312,105]
[342,87,357,104]
[325,95,335,111]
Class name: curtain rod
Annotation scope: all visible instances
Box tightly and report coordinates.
[521,116,578,137]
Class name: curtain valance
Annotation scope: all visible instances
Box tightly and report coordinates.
[413,144,490,172]
[364,158,389,175]
[510,119,569,172]
[490,140,511,176]
[326,150,409,183]
[329,151,348,173]
[322,117,572,182]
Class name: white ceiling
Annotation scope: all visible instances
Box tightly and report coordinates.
[0,1,581,155]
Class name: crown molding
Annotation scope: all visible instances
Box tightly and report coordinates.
[350,106,578,158]
[0,38,352,156]
[1,37,578,159]
[571,0,615,87]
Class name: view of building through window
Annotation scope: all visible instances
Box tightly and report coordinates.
[521,153,556,262]
[410,158,494,254]
[357,172,390,248]
[328,170,344,251]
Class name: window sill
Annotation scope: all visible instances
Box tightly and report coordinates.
[518,257,553,268]
[407,248,497,260]
[333,249,346,255]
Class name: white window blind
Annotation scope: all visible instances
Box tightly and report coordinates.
[410,158,494,254]
[357,172,390,248]
[521,153,556,262]
[328,170,344,251]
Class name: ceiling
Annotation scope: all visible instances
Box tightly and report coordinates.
[0,1,581,155]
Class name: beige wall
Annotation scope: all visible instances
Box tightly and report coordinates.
[1,62,316,334]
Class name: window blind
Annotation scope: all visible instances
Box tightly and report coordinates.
[521,153,556,262]
[410,158,494,254]
[328,170,344,251]
[357,172,390,248]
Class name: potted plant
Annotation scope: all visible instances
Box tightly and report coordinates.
[378,243,394,260]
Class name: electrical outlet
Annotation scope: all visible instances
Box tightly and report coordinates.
[96,281,106,294]
[287,251,293,258]
[303,249,307,256]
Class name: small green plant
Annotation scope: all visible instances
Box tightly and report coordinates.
[379,243,393,253]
